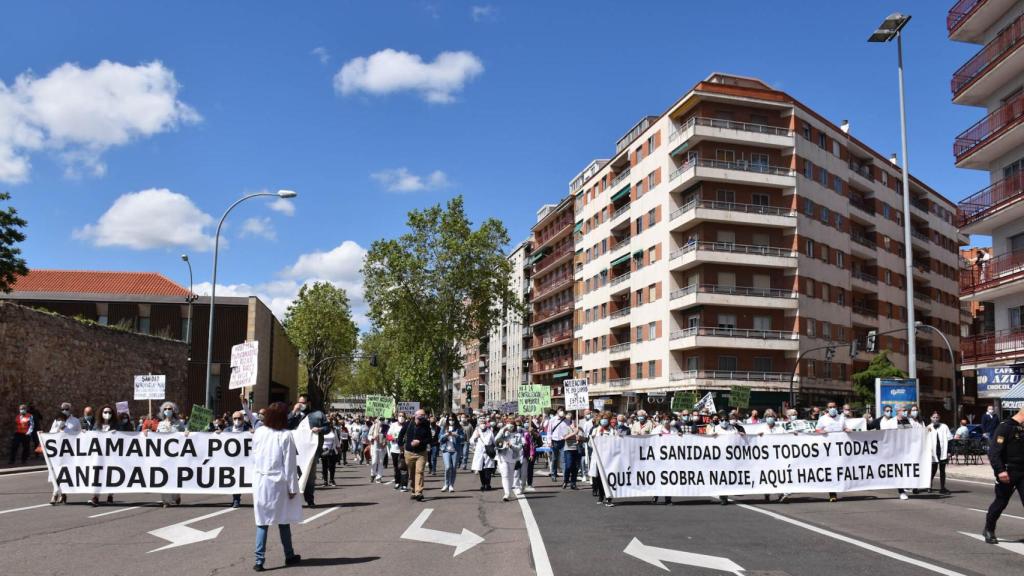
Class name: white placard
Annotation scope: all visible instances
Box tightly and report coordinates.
[397,401,420,413]
[229,341,259,390]
[564,379,590,411]
[133,375,165,400]
[593,399,606,411]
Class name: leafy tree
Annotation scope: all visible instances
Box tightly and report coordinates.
[284,282,358,411]
[0,192,28,293]
[851,350,906,406]
[362,196,522,410]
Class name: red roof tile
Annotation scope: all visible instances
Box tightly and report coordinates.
[11,270,189,297]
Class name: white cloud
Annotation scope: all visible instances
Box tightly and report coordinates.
[311,47,330,65]
[371,167,449,193]
[471,5,497,21]
[334,49,483,104]
[269,197,295,216]
[74,188,215,251]
[0,60,199,184]
[240,217,276,240]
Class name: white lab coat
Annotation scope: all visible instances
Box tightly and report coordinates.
[926,423,952,462]
[471,428,495,471]
[50,416,82,434]
[588,427,614,477]
[252,426,302,526]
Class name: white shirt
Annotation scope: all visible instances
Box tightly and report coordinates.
[548,417,570,441]
[816,413,846,433]
[50,415,81,434]
[387,421,404,453]
[954,425,970,439]
[879,416,898,430]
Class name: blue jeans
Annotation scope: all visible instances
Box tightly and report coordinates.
[550,440,564,477]
[460,441,470,469]
[429,444,439,473]
[562,449,578,485]
[255,524,294,566]
[443,450,458,487]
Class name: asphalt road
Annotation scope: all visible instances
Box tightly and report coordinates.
[1,460,1022,576]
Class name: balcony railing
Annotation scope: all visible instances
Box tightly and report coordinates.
[670,241,797,261]
[670,370,789,382]
[607,378,630,388]
[849,195,876,215]
[951,11,1024,97]
[670,198,796,221]
[958,171,1024,227]
[533,276,573,300]
[669,116,793,142]
[669,327,799,341]
[954,86,1024,163]
[533,217,574,249]
[851,270,877,284]
[532,356,573,373]
[533,246,573,275]
[961,249,1024,294]
[853,305,877,318]
[610,272,631,287]
[612,203,630,220]
[608,342,631,354]
[849,161,874,181]
[610,307,631,319]
[536,330,572,346]
[911,228,930,242]
[911,198,930,214]
[948,0,985,35]
[963,327,1024,364]
[609,237,631,258]
[532,301,574,324]
[670,284,797,300]
[669,157,795,182]
[611,168,631,188]
[913,291,931,303]
[851,234,877,250]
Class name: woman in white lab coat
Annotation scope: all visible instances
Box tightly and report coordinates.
[470,419,496,491]
[252,402,302,571]
[925,412,952,495]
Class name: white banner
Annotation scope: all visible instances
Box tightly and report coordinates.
[133,375,165,400]
[564,379,589,411]
[593,429,929,498]
[397,401,420,413]
[40,428,318,495]
[229,341,259,390]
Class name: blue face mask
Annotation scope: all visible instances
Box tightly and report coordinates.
[766,417,776,425]
[828,408,838,417]
[599,419,609,427]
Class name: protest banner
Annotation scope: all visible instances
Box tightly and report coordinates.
[187,405,213,432]
[294,417,319,492]
[364,395,395,418]
[671,392,697,413]
[133,375,165,400]
[115,401,130,415]
[518,385,546,415]
[397,402,420,413]
[229,341,259,390]
[730,386,751,409]
[592,428,929,498]
[501,401,517,414]
[39,431,254,495]
[564,379,589,411]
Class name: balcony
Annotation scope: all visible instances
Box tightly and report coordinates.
[610,168,631,188]
[669,198,797,231]
[951,12,1024,104]
[668,157,796,190]
[531,301,574,325]
[852,305,877,323]
[668,116,794,152]
[849,195,876,216]
[913,291,933,306]
[533,329,572,351]
[955,87,1024,171]
[962,327,1024,368]
[531,356,573,375]
[961,249,1024,300]
[669,326,800,351]
[609,272,631,287]
[608,238,631,260]
[533,217,574,252]
[533,276,573,301]
[957,171,1024,233]
[612,203,631,223]
[670,370,791,390]
[851,270,877,285]
[533,246,573,276]
[669,283,798,310]
[850,233,877,256]
[910,197,930,215]
[669,241,798,272]
[608,342,631,357]
[848,161,874,183]
[607,378,630,388]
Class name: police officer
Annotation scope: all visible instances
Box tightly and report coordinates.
[983,406,1024,544]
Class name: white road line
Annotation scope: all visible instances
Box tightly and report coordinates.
[968,508,1024,522]
[737,504,968,576]
[515,492,554,576]
[89,505,141,518]
[301,506,339,525]
[0,503,49,515]
[0,469,48,477]
[960,532,1024,556]
[947,477,994,487]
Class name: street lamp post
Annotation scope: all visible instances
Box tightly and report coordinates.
[181,254,198,361]
[869,12,916,380]
[204,189,297,410]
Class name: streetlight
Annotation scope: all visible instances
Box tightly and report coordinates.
[915,321,958,424]
[869,12,917,380]
[204,189,297,410]
[181,254,198,360]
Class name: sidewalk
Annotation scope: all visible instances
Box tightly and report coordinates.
[946,457,995,483]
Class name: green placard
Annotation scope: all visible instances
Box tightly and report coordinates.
[671,392,697,412]
[518,385,547,415]
[188,404,212,432]
[730,386,751,409]
[364,395,396,418]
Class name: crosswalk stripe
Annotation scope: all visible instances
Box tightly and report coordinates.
[301,506,339,525]
[967,508,1024,522]
[89,505,141,518]
[960,532,1024,556]
[0,503,50,515]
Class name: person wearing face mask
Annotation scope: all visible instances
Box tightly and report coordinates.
[87,404,121,506]
[815,402,848,503]
[458,414,474,470]
[924,412,951,495]
[251,402,302,571]
[650,416,677,505]
[80,405,96,432]
[759,411,784,502]
[589,412,615,507]
[561,413,581,490]
[221,411,251,508]
[387,413,409,492]
[712,412,743,505]
[440,416,466,492]
[470,418,497,491]
[367,417,386,483]
[48,402,81,505]
[631,410,654,435]
[578,409,594,483]
[9,403,34,466]
[546,409,570,482]
[906,405,924,428]
[881,407,913,500]
[521,419,538,493]
[398,409,432,502]
[153,401,185,508]
[427,416,441,476]
[981,404,999,441]
[615,414,631,436]
[495,417,525,502]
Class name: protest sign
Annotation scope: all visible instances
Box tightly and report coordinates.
[397,402,420,413]
[187,405,213,432]
[294,417,319,492]
[671,392,697,413]
[501,401,518,414]
[133,375,165,400]
[694,392,716,414]
[364,395,395,418]
[39,431,254,495]
[592,428,929,498]
[229,341,259,390]
[518,385,546,415]
[593,399,606,411]
[730,386,751,409]
[115,401,130,415]
[564,379,589,411]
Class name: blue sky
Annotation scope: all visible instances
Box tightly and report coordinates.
[0,0,990,323]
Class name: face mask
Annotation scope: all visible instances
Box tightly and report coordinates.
[910,410,918,418]
[163,410,173,418]
[19,408,26,414]
[599,419,609,427]
[828,408,837,417]
[884,411,892,418]
[788,415,797,422]
[557,412,565,418]
[398,417,405,423]
[257,414,265,421]
[988,408,994,414]
[585,414,593,420]
[931,419,940,426]
[83,415,93,421]
[102,412,112,420]
[638,416,646,422]
[233,419,243,426]
[843,409,851,416]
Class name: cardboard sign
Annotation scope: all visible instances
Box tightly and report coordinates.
[563,379,590,411]
[115,401,130,415]
[671,392,697,412]
[187,404,213,432]
[730,386,751,409]
[397,402,420,413]
[364,395,395,418]
[229,341,259,390]
[518,385,547,415]
[133,375,166,400]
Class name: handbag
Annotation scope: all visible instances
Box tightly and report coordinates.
[485,443,496,459]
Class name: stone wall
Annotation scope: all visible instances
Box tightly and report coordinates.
[0,302,187,459]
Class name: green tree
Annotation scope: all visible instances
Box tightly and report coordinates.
[284,282,359,411]
[362,196,522,410]
[851,350,906,406]
[0,192,28,293]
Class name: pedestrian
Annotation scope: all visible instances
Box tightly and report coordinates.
[80,406,96,432]
[882,406,912,501]
[927,412,951,495]
[427,415,441,476]
[368,417,386,483]
[459,414,474,470]
[9,403,34,466]
[27,402,44,456]
[336,419,350,467]
[348,417,363,465]
[546,409,570,481]
[222,411,251,508]
[954,418,970,440]
[495,417,524,501]
[90,404,121,506]
[712,411,743,504]
[388,413,409,492]
[251,401,302,571]
[630,410,653,435]
[320,419,338,487]
[523,420,540,493]
[561,412,580,490]
[400,409,432,502]
[155,401,185,508]
[440,417,465,492]
[816,401,848,503]
[589,412,615,507]
[48,402,81,505]
[470,418,496,491]
[983,406,1024,544]
[577,409,594,483]
[981,405,999,441]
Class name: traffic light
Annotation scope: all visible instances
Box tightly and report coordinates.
[825,344,836,362]
[866,330,877,352]
[849,338,860,358]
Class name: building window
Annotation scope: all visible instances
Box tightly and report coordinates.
[836,252,844,269]
[832,141,840,156]
[753,315,771,331]
[716,148,736,162]
[752,193,769,206]
[803,123,811,139]
[833,176,843,194]
[804,198,814,216]
[635,217,643,234]
[804,160,813,179]
[649,322,656,340]
[819,168,828,186]
[753,357,772,372]
[648,246,656,263]
[648,360,656,378]
[718,313,737,329]
[636,326,643,342]
[805,239,814,257]
[601,368,607,383]
[751,153,769,169]
[635,289,644,305]
[601,335,607,349]
[647,209,656,227]
[835,214,843,228]
[635,363,643,379]
[822,322,831,340]
[820,206,829,224]
[648,171,656,189]
[647,135,655,153]
[686,356,700,371]
[818,132,827,148]
[718,356,738,371]
[806,319,816,337]
[882,204,891,219]
[837,288,845,306]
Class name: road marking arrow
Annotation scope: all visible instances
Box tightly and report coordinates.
[624,537,744,574]
[960,532,1024,556]
[147,508,236,553]
[400,508,484,557]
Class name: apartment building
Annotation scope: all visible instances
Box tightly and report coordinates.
[455,337,486,411]
[528,198,576,397]
[570,73,962,413]
[486,240,532,405]
[949,2,1024,391]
